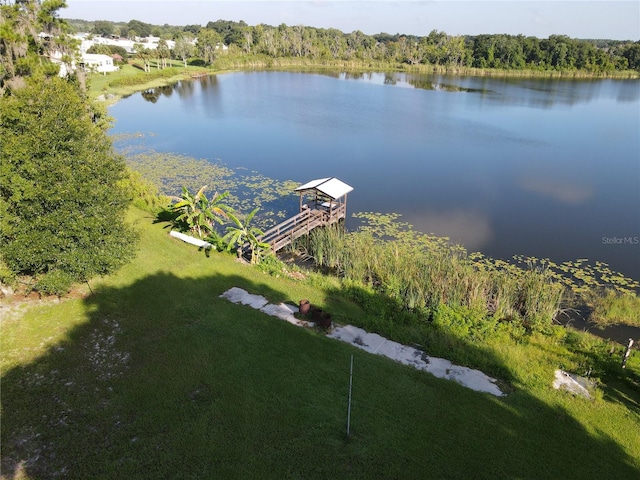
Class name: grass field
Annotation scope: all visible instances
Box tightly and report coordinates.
[1,209,639,479]
[87,60,208,104]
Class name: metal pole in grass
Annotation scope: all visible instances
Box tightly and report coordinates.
[622,338,634,369]
[347,354,354,437]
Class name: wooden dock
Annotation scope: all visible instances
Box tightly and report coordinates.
[257,203,347,253]
[243,177,353,258]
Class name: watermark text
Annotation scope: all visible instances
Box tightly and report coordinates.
[602,236,639,245]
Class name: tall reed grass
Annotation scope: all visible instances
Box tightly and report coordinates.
[300,213,637,332]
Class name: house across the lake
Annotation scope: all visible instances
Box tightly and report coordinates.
[80,54,120,74]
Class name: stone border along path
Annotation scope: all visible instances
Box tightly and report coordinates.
[220,287,505,397]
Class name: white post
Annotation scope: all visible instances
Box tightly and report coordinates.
[622,338,634,369]
[347,354,354,437]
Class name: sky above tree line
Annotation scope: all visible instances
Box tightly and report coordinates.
[64,1,639,41]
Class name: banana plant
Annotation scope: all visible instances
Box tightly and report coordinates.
[206,190,232,226]
[223,207,271,264]
[170,186,230,239]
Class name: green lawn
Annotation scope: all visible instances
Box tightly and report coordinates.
[87,60,208,103]
[1,208,639,479]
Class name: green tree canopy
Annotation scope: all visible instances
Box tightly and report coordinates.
[197,28,223,65]
[0,75,138,293]
[128,19,151,38]
[0,0,75,94]
[92,19,114,37]
[173,36,194,68]
[87,43,128,61]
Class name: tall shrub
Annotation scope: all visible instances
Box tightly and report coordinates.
[0,76,137,293]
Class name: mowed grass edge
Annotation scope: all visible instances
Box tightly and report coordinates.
[1,208,639,479]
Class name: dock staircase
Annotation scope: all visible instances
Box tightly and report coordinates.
[246,204,346,255]
[242,177,353,258]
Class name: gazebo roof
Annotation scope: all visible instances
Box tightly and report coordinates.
[294,177,354,200]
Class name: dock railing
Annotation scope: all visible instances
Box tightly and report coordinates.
[249,204,347,254]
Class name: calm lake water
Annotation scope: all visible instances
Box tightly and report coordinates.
[109,71,640,281]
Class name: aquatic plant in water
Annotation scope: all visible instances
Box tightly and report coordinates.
[112,139,297,229]
[305,212,638,330]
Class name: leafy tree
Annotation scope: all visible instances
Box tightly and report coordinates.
[206,190,232,226]
[223,207,270,264]
[240,26,253,54]
[206,19,247,46]
[256,25,278,56]
[196,28,224,65]
[87,43,111,55]
[522,36,544,67]
[173,36,194,68]
[128,19,151,38]
[0,75,138,293]
[170,186,210,238]
[324,28,345,59]
[86,43,127,62]
[1,0,75,94]
[93,20,113,37]
[183,24,201,35]
[619,43,640,71]
[442,35,470,66]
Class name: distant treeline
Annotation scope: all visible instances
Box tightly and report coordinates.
[66,18,640,73]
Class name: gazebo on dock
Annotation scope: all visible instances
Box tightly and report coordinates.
[295,177,354,222]
[255,177,354,253]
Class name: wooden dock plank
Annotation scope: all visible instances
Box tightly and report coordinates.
[243,204,346,255]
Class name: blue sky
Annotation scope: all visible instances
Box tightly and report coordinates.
[63,1,640,40]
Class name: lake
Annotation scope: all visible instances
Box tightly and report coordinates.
[109,71,640,281]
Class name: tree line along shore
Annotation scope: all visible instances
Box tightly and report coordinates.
[70,17,640,76]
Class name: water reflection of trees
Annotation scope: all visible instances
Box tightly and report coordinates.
[196,74,219,92]
[370,72,639,108]
[140,85,174,103]
[406,76,489,93]
[140,88,160,103]
[139,76,221,104]
[173,79,195,99]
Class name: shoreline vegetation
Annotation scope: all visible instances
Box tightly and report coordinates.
[98,60,640,332]
[79,17,639,106]
[110,144,640,332]
[90,56,639,104]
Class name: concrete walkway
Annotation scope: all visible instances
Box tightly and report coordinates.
[220,287,505,397]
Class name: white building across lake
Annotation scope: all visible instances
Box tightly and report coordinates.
[80,53,119,74]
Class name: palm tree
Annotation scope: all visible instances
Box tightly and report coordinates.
[223,207,270,264]
[134,43,151,72]
[156,39,170,69]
